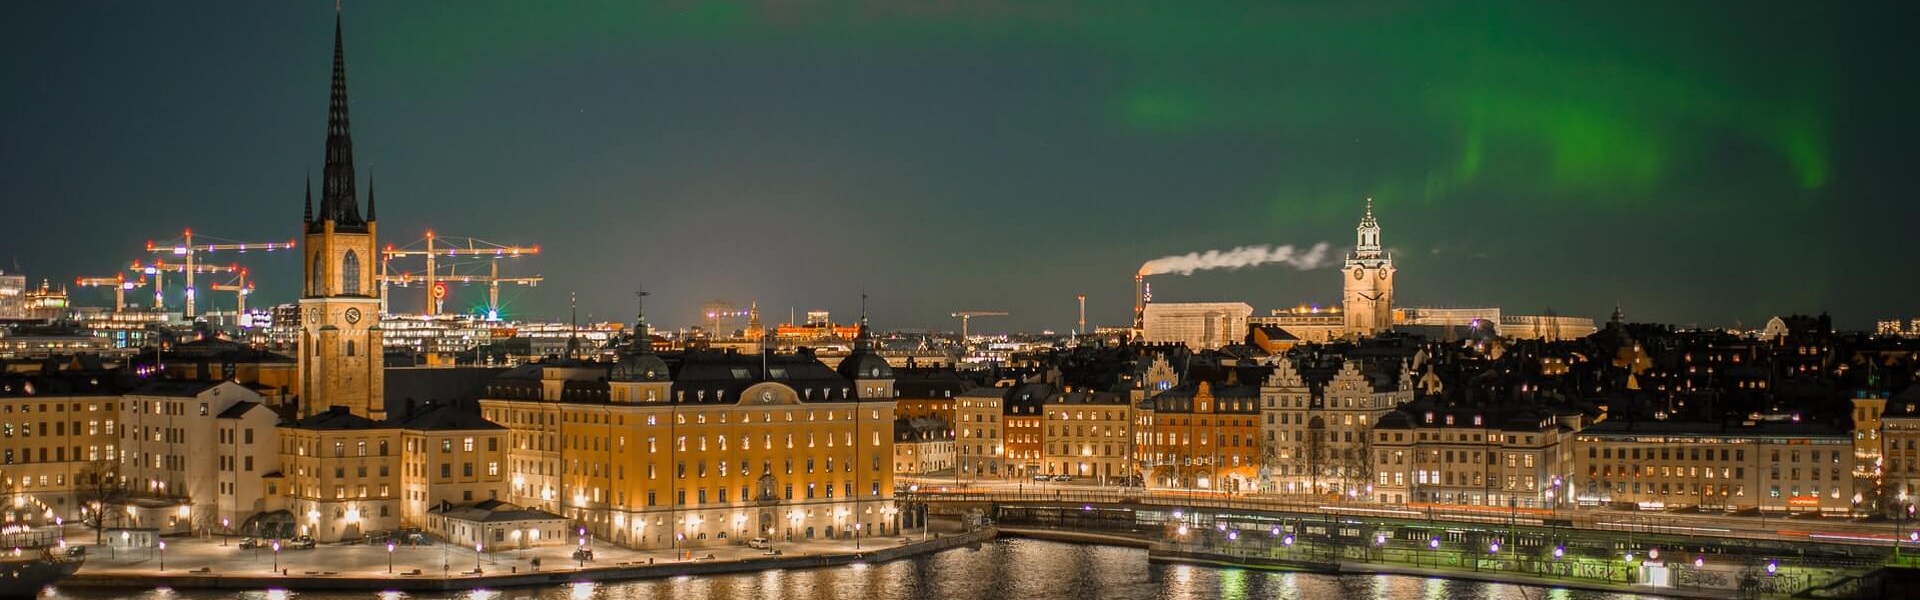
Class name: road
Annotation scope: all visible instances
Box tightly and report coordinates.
[899,475,1917,551]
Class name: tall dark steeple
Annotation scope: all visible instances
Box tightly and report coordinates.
[303,173,313,223]
[366,170,376,221]
[315,9,365,233]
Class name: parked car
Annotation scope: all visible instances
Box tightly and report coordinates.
[237,538,261,550]
[64,546,87,557]
[1031,474,1051,481]
[290,536,316,550]
[746,537,771,549]
[1051,474,1072,482]
[571,548,594,561]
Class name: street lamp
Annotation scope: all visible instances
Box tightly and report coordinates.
[158,541,165,571]
[387,541,395,573]
[221,518,229,545]
[475,543,484,573]
[271,540,280,572]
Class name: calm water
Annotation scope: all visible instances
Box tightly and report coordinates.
[45,540,1665,600]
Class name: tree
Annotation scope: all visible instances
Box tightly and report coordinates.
[75,460,128,545]
[1343,427,1376,499]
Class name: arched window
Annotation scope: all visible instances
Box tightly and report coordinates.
[341,250,361,295]
[311,252,324,295]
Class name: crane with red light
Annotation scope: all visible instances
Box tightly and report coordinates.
[378,231,541,318]
[72,273,146,313]
[145,229,295,318]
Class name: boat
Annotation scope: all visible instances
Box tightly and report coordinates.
[0,548,83,599]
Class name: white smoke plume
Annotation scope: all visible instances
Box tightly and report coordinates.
[1137,242,1335,276]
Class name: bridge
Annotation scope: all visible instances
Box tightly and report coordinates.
[896,485,1907,598]
[895,484,1912,555]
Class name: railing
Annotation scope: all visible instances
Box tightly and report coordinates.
[899,488,1911,554]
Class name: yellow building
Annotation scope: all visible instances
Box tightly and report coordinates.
[1040,390,1131,483]
[954,386,1005,479]
[478,313,900,548]
[0,370,122,525]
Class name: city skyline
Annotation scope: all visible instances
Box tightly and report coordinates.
[5,2,1914,332]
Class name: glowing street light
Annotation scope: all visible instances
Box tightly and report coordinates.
[387,542,396,573]
[1766,560,1778,575]
[271,540,281,572]
[158,541,166,571]
[1693,556,1704,568]
[1553,545,1565,559]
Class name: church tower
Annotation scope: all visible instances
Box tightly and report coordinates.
[1342,199,1395,337]
[298,11,384,421]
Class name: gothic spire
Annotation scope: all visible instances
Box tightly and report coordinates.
[303,173,313,223]
[366,169,376,221]
[318,9,364,230]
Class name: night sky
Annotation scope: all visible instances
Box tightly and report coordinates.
[4,2,1913,333]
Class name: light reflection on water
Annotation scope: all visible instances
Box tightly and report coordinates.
[46,540,1668,600]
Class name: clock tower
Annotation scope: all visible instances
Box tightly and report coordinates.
[1342,199,1395,338]
[298,12,384,421]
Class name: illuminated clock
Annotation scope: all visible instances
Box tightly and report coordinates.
[1352,269,1365,280]
[1378,270,1389,280]
[344,307,362,324]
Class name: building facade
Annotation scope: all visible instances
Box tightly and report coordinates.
[1342,200,1395,337]
[1142,303,1254,351]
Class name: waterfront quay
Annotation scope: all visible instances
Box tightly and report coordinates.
[63,523,988,592]
[910,489,1900,599]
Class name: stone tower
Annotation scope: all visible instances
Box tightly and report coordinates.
[298,12,385,421]
[1342,199,1395,337]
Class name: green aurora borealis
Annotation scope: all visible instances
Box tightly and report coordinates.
[3,1,1911,330]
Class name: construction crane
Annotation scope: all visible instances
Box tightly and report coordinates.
[950,311,1008,341]
[73,273,146,313]
[208,268,254,316]
[131,259,241,314]
[145,229,295,318]
[379,231,541,317]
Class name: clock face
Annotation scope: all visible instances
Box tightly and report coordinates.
[1378,270,1389,280]
[309,308,322,324]
[1352,269,1365,281]
[344,307,362,324]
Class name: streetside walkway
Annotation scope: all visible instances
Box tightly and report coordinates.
[63,521,982,592]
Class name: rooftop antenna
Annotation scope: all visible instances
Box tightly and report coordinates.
[568,292,579,359]
[634,286,650,347]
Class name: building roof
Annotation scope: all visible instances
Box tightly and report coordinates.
[216,401,262,420]
[394,403,506,431]
[428,499,565,524]
[290,405,387,430]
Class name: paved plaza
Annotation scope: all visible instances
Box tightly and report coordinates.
[63,522,965,581]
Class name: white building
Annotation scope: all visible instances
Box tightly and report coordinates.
[1143,302,1253,350]
[119,380,282,532]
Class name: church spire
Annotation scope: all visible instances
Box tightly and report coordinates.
[317,9,363,231]
[303,173,313,223]
[852,292,876,351]
[633,287,653,354]
[366,169,376,221]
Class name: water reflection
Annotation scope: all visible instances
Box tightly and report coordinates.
[46,540,1663,600]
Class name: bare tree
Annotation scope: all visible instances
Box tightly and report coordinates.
[75,460,128,545]
[1295,420,1328,495]
[1343,429,1375,499]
